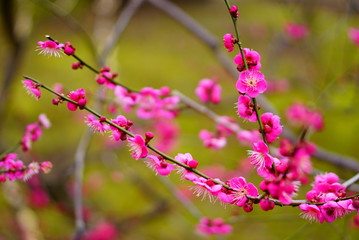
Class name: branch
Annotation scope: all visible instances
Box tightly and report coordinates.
[100,0,145,64]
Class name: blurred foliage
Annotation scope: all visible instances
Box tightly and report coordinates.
[1,0,359,239]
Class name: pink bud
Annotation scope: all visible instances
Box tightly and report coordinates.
[259,198,275,211]
[188,160,198,169]
[243,202,253,212]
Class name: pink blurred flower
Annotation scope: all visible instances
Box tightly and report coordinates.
[23,79,41,99]
[236,70,267,98]
[199,130,227,150]
[229,5,239,18]
[285,22,309,40]
[260,112,282,143]
[36,40,64,57]
[196,217,232,237]
[153,120,178,152]
[237,130,261,146]
[286,103,324,131]
[349,28,359,46]
[195,78,221,104]
[83,221,119,240]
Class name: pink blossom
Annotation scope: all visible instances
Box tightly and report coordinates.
[86,115,109,134]
[40,161,52,173]
[109,115,131,141]
[223,33,236,52]
[264,178,300,204]
[195,78,221,104]
[248,141,274,177]
[136,87,162,119]
[67,88,87,111]
[236,70,267,98]
[199,130,226,150]
[23,162,40,181]
[36,40,64,57]
[96,67,117,89]
[286,103,323,131]
[63,42,76,55]
[23,79,41,99]
[174,153,198,181]
[157,95,180,119]
[72,61,83,70]
[145,155,175,176]
[38,114,51,129]
[127,135,148,160]
[299,204,324,223]
[259,197,275,211]
[285,22,309,40]
[229,5,239,18]
[260,112,282,143]
[322,200,353,223]
[192,178,223,201]
[237,95,257,122]
[237,130,261,146]
[83,221,119,240]
[228,177,258,207]
[216,116,240,136]
[349,28,359,46]
[196,217,232,237]
[153,120,178,152]
[234,48,261,72]
[114,86,138,112]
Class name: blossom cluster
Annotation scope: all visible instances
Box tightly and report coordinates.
[0,153,52,182]
[299,173,359,223]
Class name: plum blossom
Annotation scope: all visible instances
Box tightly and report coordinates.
[236,70,267,98]
[247,141,275,177]
[67,88,87,111]
[234,48,261,72]
[196,217,232,237]
[237,94,257,122]
[86,115,109,134]
[195,78,221,104]
[228,177,258,207]
[109,115,132,141]
[36,40,64,57]
[114,85,138,112]
[286,103,324,131]
[96,66,118,89]
[260,112,282,143]
[174,153,198,181]
[127,135,148,160]
[145,155,175,176]
[199,130,226,150]
[191,177,223,201]
[285,22,309,40]
[23,79,41,99]
[229,5,239,18]
[299,204,324,223]
[63,42,76,55]
[223,33,236,52]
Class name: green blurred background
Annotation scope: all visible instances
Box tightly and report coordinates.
[1,0,359,239]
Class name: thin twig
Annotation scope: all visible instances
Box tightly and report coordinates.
[101,0,145,64]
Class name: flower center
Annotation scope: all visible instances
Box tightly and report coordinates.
[246,77,257,87]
